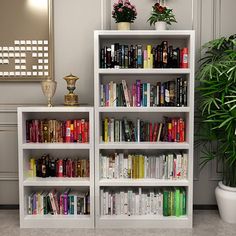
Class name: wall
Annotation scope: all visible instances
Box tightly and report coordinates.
[0,0,235,205]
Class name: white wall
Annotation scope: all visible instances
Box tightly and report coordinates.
[0,0,236,205]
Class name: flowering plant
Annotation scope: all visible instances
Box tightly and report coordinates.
[112,0,137,23]
[147,2,177,25]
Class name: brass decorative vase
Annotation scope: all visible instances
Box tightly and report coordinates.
[64,74,79,106]
[41,79,57,107]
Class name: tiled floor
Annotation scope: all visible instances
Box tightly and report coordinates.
[0,210,236,236]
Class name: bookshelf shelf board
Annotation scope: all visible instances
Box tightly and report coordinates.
[96,30,193,39]
[98,107,190,113]
[98,142,190,150]
[98,68,191,75]
[23,215,91,228]
[23,177,90,186]
[21,143,92,150]
[99,179,189,187]
[98,215,191,228]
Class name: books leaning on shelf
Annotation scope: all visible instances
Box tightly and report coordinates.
[26,119,89,143]
[100,187,186,217]
[100,152,187,180]
[28,154,89,178]
[100,41,188,69]
[101,117,185,143]
[100,78,187,107]
[27,189,90,216]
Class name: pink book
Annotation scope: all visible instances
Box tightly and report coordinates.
[136,80,141,107]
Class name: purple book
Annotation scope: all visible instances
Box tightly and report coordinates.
[136,80,141,107]
[105,84,109,106]
[64,193,68,215]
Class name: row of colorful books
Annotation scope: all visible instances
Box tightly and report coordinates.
[28,155,89,178]
[101,117,185,143]
[28,189,90,215]
[100,187,186,217]
[100,78,187,107]
[100,42,188,69]
[26,119,89,143]
[100,153,187,180]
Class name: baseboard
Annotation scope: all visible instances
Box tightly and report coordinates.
[0,205,19,210]
[0,204,218,210]
[193,205,218,210]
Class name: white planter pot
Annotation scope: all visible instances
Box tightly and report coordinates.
[117,22,131,30]
[215,181,236,223]
[155,21,167,30]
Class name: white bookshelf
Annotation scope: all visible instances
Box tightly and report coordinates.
[94,30,194,228]
[18,106,94,228]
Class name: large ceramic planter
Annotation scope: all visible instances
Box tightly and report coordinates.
[117,22,131,30]
[155,21,167,30]
[215,181,236,223]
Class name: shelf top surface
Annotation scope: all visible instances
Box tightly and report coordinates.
[98,68,191,74]
[17,106,93,113]
[21,143,92,149]
[95,30,194,38]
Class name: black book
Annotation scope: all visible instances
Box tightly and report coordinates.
[176,77,180,107]
[120,83,126,107]
[162,41,168,68]
[157,45,163,68]
[173,48,180,68]
[106,47,112,68]
[100,48,105,68]
[167,46,173,68]
[115,43,120,68]
[124,45,129,68]
[183,80,187,106]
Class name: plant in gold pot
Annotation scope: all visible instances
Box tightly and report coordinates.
[196,34,236,223]
[147,1,177,30]
[112,0,137,30]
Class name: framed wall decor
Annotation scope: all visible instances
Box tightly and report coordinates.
[0,0,54,81]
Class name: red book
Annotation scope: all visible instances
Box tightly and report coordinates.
[152,123,158,142]
[171,119,175,142]
[149,123,153,142]
[174,119,177,142]
[180,119,185,142]
[81,119,85,143]
[176,118,180,142]
[70,123,74,143]
[65,120,71,143]
[73,120,77,142]
[84,121,89,143]
[168,122,172,142]
[76,120,82,143]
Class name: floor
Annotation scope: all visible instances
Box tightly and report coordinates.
[0,210,235,236]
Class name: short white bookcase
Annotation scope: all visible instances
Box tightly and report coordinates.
[94,30,195,228]
[18,106,94,228]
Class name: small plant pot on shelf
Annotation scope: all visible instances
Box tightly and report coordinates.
[155,21,167,30]
[117,22,131,30]
[215,181,236,223]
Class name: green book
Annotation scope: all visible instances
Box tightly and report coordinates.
[179,191,183,215]
[163,190,169,216]
[167,191,172,216]
[170,191,175,216]
[175,188,180,217]
[182,189,186,215]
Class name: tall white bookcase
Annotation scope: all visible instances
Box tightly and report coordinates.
[94,30,195,228]
[18,106,94,228]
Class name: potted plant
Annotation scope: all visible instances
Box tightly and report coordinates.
[196,34,236,223]
[147,1,177,30]
[112,0,137,30]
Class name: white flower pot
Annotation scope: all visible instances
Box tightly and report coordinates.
[215,181,236,223]
[117,22,131,30]
[155,21,167,30]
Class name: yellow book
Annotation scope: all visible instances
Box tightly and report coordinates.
[147,45,152,68]
[139,155,144,178]
[104,118,108,143]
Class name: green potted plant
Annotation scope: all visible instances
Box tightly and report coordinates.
[196,34,236,223]
[147,1,177,30]
[112,0,137,30]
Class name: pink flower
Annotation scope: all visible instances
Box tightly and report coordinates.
[118,8,123,12]
[127,5,132,9]
[118,0,123,4]
[112,11,115,14]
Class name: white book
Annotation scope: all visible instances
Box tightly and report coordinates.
[109,81,113,107]
[147,195,151,215]
[135,194,140,215]
[128,155,132,179]
[159,155,164,179]
[119,153,124,178]
[147,83,150,107]
[150,192,154,215]
[115,153,119,179]
[122,80,131,107]
[176,153,182,179]
[138,188,142,215]
[156,157,160,179]
[105,191,109,215]
[74,195,77,216]
[168,154,174,179]
[182,153,188,179]
[115,120,119,142]
[120,191,124,215]
[124,192,128,215]
[137,119,140,142]
[123,158,128,178]
[144,156,147,178]
[108,193,111,215]
[116,193,121,215]
[110,118,114,142]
